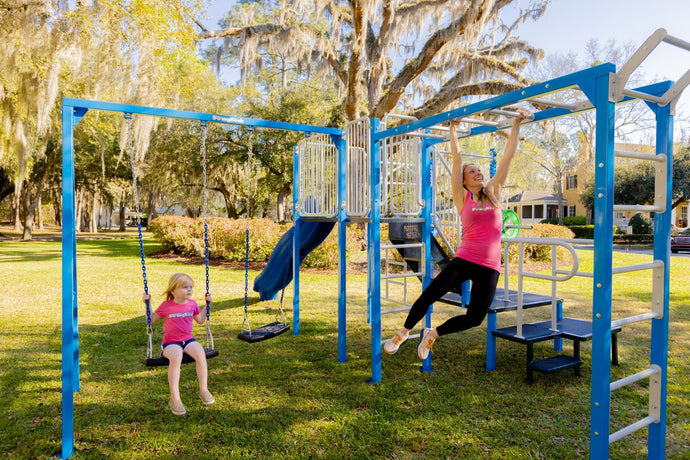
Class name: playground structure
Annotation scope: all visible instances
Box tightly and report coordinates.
[59,29,689,459]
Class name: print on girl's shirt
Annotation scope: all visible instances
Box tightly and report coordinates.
[169,312,194,318]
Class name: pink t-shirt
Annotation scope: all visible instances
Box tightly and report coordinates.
[155,299,200,344]
[455,191,502,272]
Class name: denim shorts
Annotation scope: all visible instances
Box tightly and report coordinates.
[162,337,196,351]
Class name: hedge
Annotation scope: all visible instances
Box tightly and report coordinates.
[503,223,575,264]
[149,216,365,269]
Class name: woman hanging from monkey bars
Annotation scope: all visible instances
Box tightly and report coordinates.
[384,109,530,361]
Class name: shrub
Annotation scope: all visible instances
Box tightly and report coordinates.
[149,215,366,270]
[149,216,202,256]
[503,223,575,264]
[569,225,594,239]
[629,213,653,234]
[539,216,587,226]
[613,234,654,245]
[564,216,587,226]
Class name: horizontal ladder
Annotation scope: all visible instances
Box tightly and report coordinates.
[555,261,665,327]
[609,365,662,444]
[613,149,667,214]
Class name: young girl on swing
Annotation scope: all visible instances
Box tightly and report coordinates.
[143,273,215,415]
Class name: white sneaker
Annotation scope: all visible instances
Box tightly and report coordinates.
[383,332,409,355]
[417,328,436,360]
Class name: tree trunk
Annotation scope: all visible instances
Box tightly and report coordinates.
[555,174,564,226]
[75,188,84,233]
[37,192,44,230]
[146,188,159,230]
[217,186,238,219]
[13,183,22,231]
[90,189,99,233]
[54,188,62,226]
[119,194,126,231]
[21,181,33,240]
[107,204,113,230]
[276,186,290,222]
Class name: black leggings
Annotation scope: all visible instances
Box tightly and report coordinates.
[403,257,500,336]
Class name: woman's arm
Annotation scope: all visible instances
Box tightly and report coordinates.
[486,111,529,200]
[449,120,465,215]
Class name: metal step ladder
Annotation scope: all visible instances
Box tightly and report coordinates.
[591,27,690,460]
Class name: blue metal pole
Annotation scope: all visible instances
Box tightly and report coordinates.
[336,134,348,363]
[368,118,382,384]
[648,103,672,460]
[61,105,76,460]
[292,145,300,335]
[589,72,616,459]
[420,137,434,373]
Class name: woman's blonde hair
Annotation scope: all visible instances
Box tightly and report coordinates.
[462,163,499,208]
[163,273,194,301]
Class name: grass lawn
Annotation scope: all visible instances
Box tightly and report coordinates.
[1,229,688,459]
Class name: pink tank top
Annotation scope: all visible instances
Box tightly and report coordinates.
[455,191,502,272]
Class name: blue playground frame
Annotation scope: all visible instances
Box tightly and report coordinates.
[61,28,687,460]
[59,98,344,458]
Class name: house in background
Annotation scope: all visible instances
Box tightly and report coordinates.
[507,141,689,231]
[506,191,562,224]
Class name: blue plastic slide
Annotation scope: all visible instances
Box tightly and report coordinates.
[253,220,335,300]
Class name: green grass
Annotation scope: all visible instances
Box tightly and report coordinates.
[1,233,689,459]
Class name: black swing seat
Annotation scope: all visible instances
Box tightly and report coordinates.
[238,321,290,343]
[144,348,219,367]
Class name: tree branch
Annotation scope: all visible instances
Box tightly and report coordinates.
[372,0,499,118]
[412,80,525,119]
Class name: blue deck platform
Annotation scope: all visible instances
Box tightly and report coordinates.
[439,288,563,372]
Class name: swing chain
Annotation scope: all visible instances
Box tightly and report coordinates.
[241,127,254,336]
[126,114,151,322]
[200,122,211,325]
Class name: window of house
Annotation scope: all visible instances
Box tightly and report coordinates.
[567,206,576,217]
[535,206,544,219]
[566,174,578,190]
[681,205,688,220]
[522,206,532,219]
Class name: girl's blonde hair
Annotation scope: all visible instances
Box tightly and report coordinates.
[163,273,194,301]
[462,163,499,208]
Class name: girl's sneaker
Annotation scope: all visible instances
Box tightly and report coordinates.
[169,398,186,415]
[417,328,436,360]
[199,390,215,405]
[383,332,409,355]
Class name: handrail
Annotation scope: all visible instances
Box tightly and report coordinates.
[502,237,580,338]
[502,237,580,282]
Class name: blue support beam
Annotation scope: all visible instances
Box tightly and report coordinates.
[62,98,342,135]
[420,137,434,373]
[292,146,301,336]
[589,72,616,460]
[648,103,673,460]
[336,134,348,363]
[61,105,76,460]
[368,118,382,384]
